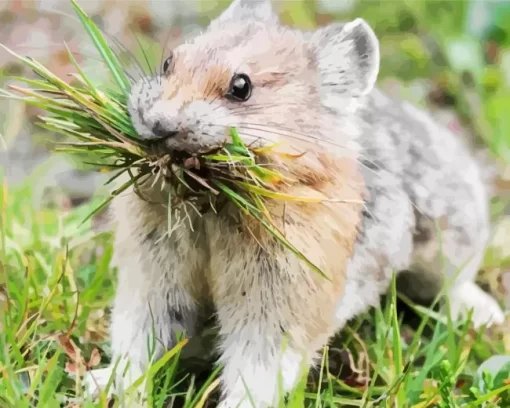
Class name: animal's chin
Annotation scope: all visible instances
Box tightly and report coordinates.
[149,138,223,158]
[169,145,224,158]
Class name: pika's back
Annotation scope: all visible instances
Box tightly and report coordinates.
[349,87,490,289]
[360,88,488,227]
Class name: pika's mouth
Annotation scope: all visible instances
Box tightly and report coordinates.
[146,143,223,194]
[147,136,222,157]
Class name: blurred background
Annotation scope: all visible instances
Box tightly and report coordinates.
[0,0,510,297]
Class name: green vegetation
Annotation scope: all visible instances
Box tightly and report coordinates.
[1,0,509,407]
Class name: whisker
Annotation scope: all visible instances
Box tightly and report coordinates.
[233,130,283,146]
[210,104,295,119]
[210,102,230,113]
[226,102,311,113]
[132,29,155,81]
[11,45,104,63]
[360,203,380,224]
[5,45,138,83]
[107,34,147,83]
[210,101,313,114]
[37,7,146,84]
[159,28,175,84]
[244,125,385,173]
[208,94,222,111]
[238,125,348,149]
[238,123,387,174]
[205,122,387,180]
[202,122,346,151]
[241,122,337,143]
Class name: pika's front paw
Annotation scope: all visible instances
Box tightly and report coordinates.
[217,397,271,408]
[83,367,115,399]
[83,365,148,408]
[448,281,506,328]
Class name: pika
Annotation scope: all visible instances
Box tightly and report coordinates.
[85,0,506,406]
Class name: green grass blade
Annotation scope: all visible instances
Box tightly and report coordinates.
[70,0,131,96]
[125,339,189,393]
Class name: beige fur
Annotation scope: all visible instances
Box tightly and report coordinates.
[84,1,506,407]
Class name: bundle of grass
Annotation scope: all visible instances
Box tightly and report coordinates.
[0,0,332,278]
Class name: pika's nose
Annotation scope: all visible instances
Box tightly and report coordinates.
[152,120,179,139]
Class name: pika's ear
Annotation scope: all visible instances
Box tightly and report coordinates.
[311,19,380,97]
[208,0,278,30]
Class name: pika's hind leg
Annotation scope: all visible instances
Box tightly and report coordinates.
[398,208,505,328]
[391,99,505,327]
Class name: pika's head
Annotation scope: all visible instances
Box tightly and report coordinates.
[128,0,380,155]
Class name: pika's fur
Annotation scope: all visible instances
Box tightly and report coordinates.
[85,1,506,406]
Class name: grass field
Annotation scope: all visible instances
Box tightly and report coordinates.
[1,178,509,408]
[1,0,510,407]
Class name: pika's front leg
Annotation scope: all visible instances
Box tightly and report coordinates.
[86,244,199,404]
[111,260,198,395]
[85,198,204,404]
[210,244,342,408]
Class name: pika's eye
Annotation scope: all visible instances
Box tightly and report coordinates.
[227,73,252,102]
[162,54,173,75]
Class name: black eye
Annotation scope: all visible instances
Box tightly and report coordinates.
[227,73,252,102]
[162,54,173,75]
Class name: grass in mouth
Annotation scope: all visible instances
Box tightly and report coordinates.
[0,0,335,279]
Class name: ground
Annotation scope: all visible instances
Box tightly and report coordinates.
[1,0,510,407]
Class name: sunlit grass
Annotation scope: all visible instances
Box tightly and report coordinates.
[1,168,509,406]
[1,0,510,407]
